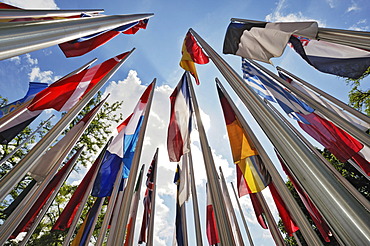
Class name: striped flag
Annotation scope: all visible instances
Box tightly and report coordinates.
[206,183,220,245]
[249,193,268,229]
[173,165,186,246]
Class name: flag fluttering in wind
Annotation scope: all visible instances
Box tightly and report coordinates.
[59,19,149,58]
[180,31,209,85]
[138,151,158,244]
[289,35,370,79]
[249,193,268,229]
[0,82,48,119]
[92,83,153,197]
[167,72,192,162]
[173,166,186,246]
[217,84,271,196]
[206,184,220,246]
[0,52,129,144]
[223,21,318,63]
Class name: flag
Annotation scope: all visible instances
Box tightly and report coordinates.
[0,52,129,144]
[52,141,109,231]
[71,197,104,246]
[0,82,48,118]
[173,166,186,246]
[167,72,192,162]
[206,184,220,245]
[10,150,80,239]
[278,153,332,242]
[92,83,154,197]
[242,58,314,124]
[278,71,370,131]
[28,99,104,182]
[180,31,209,85]
[223,21,318,63]
[0,3,20,9]
[125,165,145,246]
[269,182,299,236]
[217,84,271,196]
[138,151,158,244]
[249,193,268,229]
[289,35,370,79]
[178,153,191,205]
[59,19,148,58]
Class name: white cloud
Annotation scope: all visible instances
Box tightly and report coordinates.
[28,67,54,83]
[9,56,21,65]
[2,0,58,9]
[346,4,360,13]
[349,19,369,31]
[25,54,38,66]
[266,0,326,27]
[326,0,335,8]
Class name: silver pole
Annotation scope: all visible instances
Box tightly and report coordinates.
[19,147,84,246]
[276,67,370,125]
[265,98,370,210]
[0,49,134,202]
[187,150,204,246]
[0,9,104,19]
[246,58,370,147]
[189,28,370,245]
[82,197,105,246]
[187,71,236,246]
[216,79,322,244]
[147,148,159,246]
[0,14,152,60]
[219,167,244,245]
[0,96,106,243]
[0,115,54,167]
[230,182,255,246]
[180,203,189,246]
[107,79,156,246]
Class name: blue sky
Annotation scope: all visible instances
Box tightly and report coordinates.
[1,0,369,245]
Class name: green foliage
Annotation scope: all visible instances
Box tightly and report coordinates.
[346,66,370,115]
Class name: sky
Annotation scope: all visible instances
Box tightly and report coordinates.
[1,0,369,245]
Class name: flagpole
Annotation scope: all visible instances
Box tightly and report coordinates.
[81,197,105,246]
[0,49,134,202]
[216,78,322,244]
[187,72,236,246]
[265,98,370,209]
[189,28,370,245]
[0,14,153,60]
[147,148,159,246]
[107,79,156,246]
[230,182,255,246]
[18,146,84,246]
[245,58,370,147]
[219,167,244,245]
[125,165,145,246]
[348,159,370,181]
[0,97,107,244]
[0,114,54,167]
[181,203,189,246]
[187,150,204,246]
[230,18,370,50]
[276,66,370,125]
[0,9,104,19]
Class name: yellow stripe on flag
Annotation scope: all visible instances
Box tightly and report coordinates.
[238,157,266,193]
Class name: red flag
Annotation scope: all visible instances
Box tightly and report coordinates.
[206,184,220,245]
[278,154,332,242]
[269,182,299,236]
[0,3,20,9]
[28,52,129,112]
[10,150,80,238]
[249,193,268,229]
[179,31,209,85]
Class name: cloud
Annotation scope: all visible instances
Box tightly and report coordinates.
[2,0,58,9]
[28,67,54,83]
[346,2,360,13]
[9,56,21,65]
[266,0,326,26]
[349,19,369,31]
[326,0,335,8]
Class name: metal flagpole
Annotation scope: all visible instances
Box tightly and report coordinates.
[0,96,107,243]
[19,146,84,246]
[216,79,322,244]
[107,79,156,246]
[348,159,370,181]
[219,167,244,246]
[230,182,255,246]
[0,9,104,20]
[189,28,370,245]
[187,150,204,246]
[265,98,370,209]
[180,202,189,246]
[187,71,236,246]
[0,14,153,60]
[81,197,106,246]
[0,114,54,167]
[276,66,370,125]
[147,148,159,246]
[0,49,134,202]
[0,58,97,130]
[230,18,370,51]
[246,58,370,147]
[255,192,285,246]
